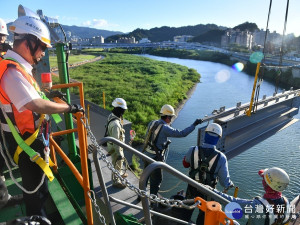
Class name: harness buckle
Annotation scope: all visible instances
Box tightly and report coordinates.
[30,153,41,162]
[200,162,209,172]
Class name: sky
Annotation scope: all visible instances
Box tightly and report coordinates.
[2,0,300,37]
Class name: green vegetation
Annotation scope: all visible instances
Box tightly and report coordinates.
[227,44,250,53]
[66,49,200,144]
[191,30,225,44]
[49,54,96,68]
[130,155,143,176]
[233,22,259,32]
[106,48,236,65]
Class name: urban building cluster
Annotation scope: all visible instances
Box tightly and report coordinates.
[221,28,298,54]
[173,35,194,42]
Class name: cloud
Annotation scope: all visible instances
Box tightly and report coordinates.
[60,16,78,21]
[82,19,108,28]
[82,19,119,29]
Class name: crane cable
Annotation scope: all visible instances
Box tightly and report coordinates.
[252,0,273,114]
[253,0,291,113]
[275,0,290,94]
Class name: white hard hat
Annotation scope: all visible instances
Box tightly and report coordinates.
[9,16,52,47]
[160,104,175,116]
[112,98,127,109]
[0,18,9,36]
[205,123,222,137]
[262,167,289,192]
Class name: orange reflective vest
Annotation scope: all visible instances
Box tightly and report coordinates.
[0,58,41,135]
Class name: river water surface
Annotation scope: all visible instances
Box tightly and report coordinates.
[142,54,300,203]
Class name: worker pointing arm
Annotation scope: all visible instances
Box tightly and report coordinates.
[143,104,202,196]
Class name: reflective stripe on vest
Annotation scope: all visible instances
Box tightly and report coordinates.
[1,104,54,181]
[257,197,290,225]
[0,58,41,135]
[191,146,218,182]
[0,58,54,181]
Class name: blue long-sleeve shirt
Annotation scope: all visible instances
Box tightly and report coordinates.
[147,119,196,151]
[184,143,233,189]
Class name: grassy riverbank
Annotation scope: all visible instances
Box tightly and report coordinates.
[65,50,200,144]
[49,54,96,68]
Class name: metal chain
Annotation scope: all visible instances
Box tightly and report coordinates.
[87,190,106,225]
[80,117,199,210]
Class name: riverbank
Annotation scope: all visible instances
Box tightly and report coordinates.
[173,83,198,119]
[107,47,300,89]
[147,48,300,89]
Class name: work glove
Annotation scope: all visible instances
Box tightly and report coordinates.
[223,183,234,193]
[68,104,85,114]
[193,119,203,126]
[203,184,214,191]
[45,90,66,100]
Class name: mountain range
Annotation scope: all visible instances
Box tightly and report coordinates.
[6,21,258,44]
[105,22,258,44]
[60,25,123,38]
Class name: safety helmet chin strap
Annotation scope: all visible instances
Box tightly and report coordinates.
[25,35,40,65]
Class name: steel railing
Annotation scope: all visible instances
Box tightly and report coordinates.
[93,137,231,225]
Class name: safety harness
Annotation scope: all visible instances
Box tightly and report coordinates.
[255,196,290,225]
[189,146,220,188]
[102,117,119,147]
[143,120,165,160]
[0,57,54,181]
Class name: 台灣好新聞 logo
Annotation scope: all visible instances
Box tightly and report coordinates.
[225,202,243,219]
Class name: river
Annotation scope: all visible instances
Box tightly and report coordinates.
[142,54,300,204]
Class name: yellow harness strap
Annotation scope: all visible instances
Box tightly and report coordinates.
[13,114,55,181]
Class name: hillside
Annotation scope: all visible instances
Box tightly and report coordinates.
[105,21,259,44]
[191,29,225,45]
[233,22,259,32]
[105,24,226,43]
[61,25,123,38]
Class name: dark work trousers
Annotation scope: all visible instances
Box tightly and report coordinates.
[5,132,49,216]
[181,184,208,224]
[144,156,163,195]
[0,135,7,175]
